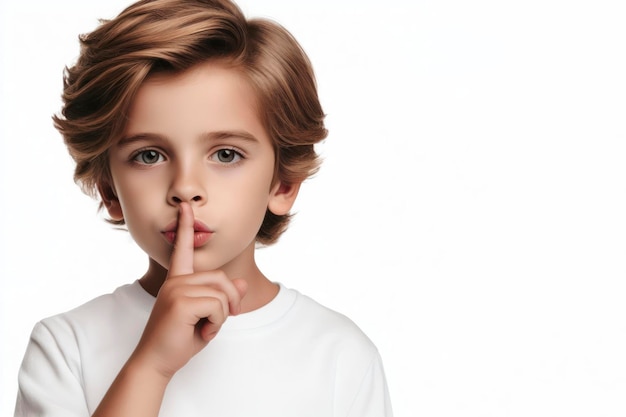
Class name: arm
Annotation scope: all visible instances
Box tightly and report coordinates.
[93,203,246,417]
[91,355,170,417]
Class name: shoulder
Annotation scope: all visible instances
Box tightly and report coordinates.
[48,280,149,318]
[283,285,379,357]
[36,281,151,345]
[19,282,151,396]
[17,283,148,416]
[280,286,392,415]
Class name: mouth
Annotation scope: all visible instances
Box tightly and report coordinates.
[162,220,214,248]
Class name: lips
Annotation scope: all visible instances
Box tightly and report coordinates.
[162,220,214,247]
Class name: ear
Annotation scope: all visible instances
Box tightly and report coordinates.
[97,181,124,221]
[268,181,301,216]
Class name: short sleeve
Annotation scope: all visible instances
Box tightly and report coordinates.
[15,321,90,417]
[345,351,394,417]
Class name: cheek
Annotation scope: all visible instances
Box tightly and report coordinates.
[115,181,162,223]
[221,172,274,226]
[225,160,274,198]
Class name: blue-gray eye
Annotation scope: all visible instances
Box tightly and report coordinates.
[214,149,241,163]
[134,150,164,164]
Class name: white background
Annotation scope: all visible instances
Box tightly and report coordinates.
[1,1,625,416]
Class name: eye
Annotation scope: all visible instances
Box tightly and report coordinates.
[133,149,164,165]
[211,148,242,164]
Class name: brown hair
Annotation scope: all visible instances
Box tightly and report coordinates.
[53,0,327,245]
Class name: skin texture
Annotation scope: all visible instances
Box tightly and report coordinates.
[93,62,300,417]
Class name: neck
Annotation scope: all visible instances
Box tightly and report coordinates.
[138,245,278,313]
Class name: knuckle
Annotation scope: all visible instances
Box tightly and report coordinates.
[169,295,189,313]
[166,285,184,300]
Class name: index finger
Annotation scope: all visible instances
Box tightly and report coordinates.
[167,202,195,277]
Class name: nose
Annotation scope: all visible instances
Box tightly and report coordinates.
[167,162,207,206]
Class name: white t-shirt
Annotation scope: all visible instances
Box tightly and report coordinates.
[15,281,392,416]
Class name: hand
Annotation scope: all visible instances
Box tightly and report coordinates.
[132,202,248,379]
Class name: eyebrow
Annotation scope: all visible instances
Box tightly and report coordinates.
[203,130,259,143]
[117,130,260,148]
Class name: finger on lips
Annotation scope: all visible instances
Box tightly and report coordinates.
[168,202,195,277]
[167,203,244,316]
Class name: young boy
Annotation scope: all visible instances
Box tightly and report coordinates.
[15,0,392,416]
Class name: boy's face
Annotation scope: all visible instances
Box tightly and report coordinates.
[103,62,297,273]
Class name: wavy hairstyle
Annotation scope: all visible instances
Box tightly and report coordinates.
[53,0,327,244]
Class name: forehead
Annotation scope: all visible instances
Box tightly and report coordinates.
[124,62,267,142]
